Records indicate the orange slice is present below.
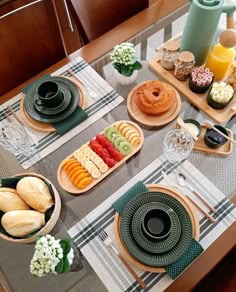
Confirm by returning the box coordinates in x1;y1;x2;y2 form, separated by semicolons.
77;177;93;189
61;158;77;168
71;170;88;184
74;172;91;186
63;160;78;172
69;167;86;179
115;121;123;131
66;162;80;174
121;126;131;137
130;136;142;146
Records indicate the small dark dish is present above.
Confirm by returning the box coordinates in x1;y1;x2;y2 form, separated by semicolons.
204;125;228;149
141;208;172;241
189;74;214;94
207;93;234;109
184;119;202;137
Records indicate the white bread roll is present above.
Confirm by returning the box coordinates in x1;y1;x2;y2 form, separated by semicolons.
16;177;54;213
0;187;30;212
1;210;45;237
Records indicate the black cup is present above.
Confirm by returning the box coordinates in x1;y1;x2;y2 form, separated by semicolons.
141;208;172;241
35;81;63;108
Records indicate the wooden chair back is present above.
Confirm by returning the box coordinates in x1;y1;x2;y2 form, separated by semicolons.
67;0;148;44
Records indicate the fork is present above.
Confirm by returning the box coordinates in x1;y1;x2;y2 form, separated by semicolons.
98;230;146;289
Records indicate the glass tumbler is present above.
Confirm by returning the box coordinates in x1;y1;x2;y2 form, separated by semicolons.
0;121;35;158
163;129;194;163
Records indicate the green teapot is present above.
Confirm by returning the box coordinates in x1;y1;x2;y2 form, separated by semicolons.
180;0;236;65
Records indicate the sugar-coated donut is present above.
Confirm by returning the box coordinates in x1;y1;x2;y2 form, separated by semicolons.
134;80;177;116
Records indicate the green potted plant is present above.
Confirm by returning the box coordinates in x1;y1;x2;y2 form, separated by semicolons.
110;42;142;85
30;234;80;277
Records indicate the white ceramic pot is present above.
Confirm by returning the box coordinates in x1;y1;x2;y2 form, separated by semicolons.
115;70;138;85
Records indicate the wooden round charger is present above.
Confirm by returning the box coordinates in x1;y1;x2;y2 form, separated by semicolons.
127;81;182;126
20;76;87;132
114;184;200;273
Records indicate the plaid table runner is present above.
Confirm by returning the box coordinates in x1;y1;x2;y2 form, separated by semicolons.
0;56;123;169
68;156;236;292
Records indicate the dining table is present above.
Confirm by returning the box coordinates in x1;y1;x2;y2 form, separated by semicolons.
0;0;236;291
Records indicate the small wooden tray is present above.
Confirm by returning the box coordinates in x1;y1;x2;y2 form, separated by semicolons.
174;122;233;156
148;55;236;124
20;76;87;132
127;81;182;126
57;120;144;194
114;184;200;273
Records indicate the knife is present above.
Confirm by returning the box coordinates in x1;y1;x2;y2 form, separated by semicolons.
161;171;216;224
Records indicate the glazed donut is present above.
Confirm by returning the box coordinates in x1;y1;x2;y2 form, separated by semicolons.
134;80;177;116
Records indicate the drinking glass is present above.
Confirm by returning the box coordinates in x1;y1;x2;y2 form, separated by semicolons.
163;129;194;163
0;121;35;158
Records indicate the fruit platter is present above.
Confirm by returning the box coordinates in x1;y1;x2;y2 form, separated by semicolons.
57;120;144;194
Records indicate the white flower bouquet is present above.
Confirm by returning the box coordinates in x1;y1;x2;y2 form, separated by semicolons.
30;235;74;277
110;42;142;76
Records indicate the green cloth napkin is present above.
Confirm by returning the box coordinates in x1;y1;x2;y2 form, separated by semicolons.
112;181;149;215
165;238;203;279
22;75;88;135
112;180;204;280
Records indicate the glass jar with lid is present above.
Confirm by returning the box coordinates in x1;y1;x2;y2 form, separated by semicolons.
159;40;180;70
174;51;195;81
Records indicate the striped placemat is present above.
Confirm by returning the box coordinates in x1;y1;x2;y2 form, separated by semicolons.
68;156;236;292
0;56;123;169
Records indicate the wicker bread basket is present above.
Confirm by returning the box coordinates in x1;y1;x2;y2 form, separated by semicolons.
0;173;61;243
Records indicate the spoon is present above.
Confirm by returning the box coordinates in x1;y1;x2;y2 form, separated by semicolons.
176;173;216;213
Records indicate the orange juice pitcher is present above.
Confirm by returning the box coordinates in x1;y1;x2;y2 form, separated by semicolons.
205;29;236;81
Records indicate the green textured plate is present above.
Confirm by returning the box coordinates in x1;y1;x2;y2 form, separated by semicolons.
132;202;181;254
120;191;193;267
34;86;72;115
24;76;80;123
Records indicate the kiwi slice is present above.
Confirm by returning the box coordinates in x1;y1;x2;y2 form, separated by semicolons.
112;133;120;144
106;127;120;141
114;136;127;150
118;141;132;156
103;127;110;138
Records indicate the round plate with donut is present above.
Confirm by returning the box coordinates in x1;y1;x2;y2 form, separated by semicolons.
127;80;182;126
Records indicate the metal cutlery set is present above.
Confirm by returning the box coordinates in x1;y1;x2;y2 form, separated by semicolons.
162;171;216;223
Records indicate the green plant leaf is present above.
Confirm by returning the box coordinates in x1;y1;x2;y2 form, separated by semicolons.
113;63;122;74
121;65;134;76
55;259;64;274
62;256;70;273
133;61;142;70
60;239;71;255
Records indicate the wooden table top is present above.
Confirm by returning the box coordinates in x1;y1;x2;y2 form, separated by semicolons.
0;1;235;291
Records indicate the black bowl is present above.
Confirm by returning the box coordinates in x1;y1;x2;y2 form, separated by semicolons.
207;93;234;110
204;125;228;149
141;208;172;241
189;74;214;94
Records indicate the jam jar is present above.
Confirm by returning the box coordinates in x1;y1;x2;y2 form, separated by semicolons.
174;51;195;81
160;40;180;70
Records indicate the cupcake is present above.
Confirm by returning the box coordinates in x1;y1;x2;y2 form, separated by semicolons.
207;82;234;109
189;67;214;94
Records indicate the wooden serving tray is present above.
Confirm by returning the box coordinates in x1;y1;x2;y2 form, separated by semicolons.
127;81;182;126
57;120;144;194
148;55;236;124
114;184;200;273
174;122;233;156
20;76;87;132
